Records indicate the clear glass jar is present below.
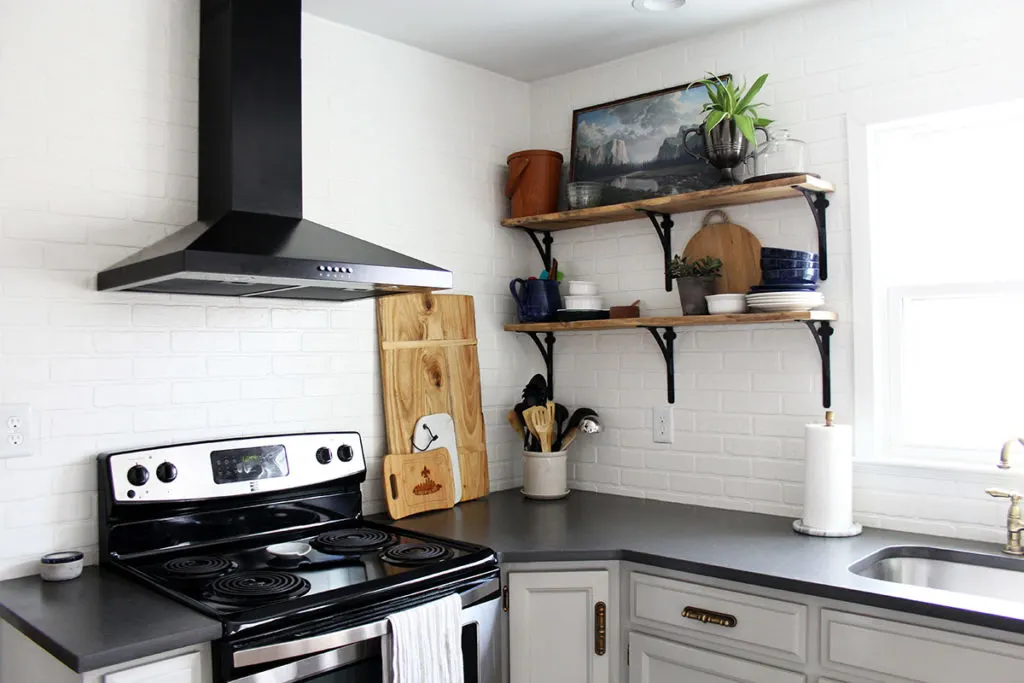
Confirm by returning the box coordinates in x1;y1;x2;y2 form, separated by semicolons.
752;128;808;181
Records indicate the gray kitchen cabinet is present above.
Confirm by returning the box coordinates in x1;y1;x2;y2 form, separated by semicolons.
507;569;611;683
627;632;805;683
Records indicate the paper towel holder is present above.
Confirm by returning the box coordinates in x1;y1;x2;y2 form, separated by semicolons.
793;410;863;538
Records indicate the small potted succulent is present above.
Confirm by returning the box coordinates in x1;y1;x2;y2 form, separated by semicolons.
669;255;723;315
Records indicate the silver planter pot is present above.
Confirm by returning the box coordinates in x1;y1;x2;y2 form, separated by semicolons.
683;120;764;185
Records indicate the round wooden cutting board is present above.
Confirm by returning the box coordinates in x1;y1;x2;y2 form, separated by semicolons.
682;210;762;294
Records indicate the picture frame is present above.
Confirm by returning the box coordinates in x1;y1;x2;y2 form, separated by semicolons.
569;74;731;203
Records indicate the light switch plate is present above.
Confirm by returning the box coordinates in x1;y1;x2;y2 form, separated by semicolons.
0;404;32;458
653;406;673;444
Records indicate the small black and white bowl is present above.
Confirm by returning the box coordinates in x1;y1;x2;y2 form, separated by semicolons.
39;551;84;582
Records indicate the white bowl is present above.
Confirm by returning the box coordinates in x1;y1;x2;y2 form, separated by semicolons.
267;542;312;558
566;280;598;296
563;295;604;310
39;551;84;582
705;294;747;314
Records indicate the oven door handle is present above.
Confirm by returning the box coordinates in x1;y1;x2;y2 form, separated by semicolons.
233;576;500;668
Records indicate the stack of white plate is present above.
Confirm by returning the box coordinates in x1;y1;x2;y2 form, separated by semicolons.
746;291;825;312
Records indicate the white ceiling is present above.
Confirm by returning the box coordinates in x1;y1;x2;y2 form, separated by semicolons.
303;0;822;82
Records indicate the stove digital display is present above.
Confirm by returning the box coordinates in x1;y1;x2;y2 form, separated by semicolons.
210;445;289;484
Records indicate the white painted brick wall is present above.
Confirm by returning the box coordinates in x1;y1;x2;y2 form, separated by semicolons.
525;0;1024;543
0;3;530;579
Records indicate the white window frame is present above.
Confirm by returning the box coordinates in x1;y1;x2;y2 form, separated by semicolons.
848;102;1024;477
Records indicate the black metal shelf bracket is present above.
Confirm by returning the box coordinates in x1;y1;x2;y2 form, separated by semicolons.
803;320;834;409
641;326;678;404
641;211;675;292
522;230;554;273
526;331;556;400
798;189;830;281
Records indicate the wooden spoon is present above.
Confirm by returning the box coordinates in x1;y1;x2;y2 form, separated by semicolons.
523;405;554;452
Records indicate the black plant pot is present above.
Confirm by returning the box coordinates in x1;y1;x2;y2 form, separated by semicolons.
675;276;718;315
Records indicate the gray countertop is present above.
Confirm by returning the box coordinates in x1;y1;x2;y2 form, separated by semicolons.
0;567;221;673
377;489;1024;634
5;490;1023;674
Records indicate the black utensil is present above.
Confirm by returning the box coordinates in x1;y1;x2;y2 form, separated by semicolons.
554;403;569;442
555;408;598;450
522;374;547;407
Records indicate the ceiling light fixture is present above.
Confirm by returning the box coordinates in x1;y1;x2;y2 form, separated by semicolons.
632;0;686;11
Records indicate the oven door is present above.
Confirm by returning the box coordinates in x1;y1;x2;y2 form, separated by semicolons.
226;577;500;683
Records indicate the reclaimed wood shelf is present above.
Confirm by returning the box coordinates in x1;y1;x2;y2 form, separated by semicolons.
504;310;837;332
503;174;835;290
501;175;834;231
506;311;837;407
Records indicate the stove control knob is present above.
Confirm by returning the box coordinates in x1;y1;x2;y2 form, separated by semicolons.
156;462;178;483
315;447;333;465
337;444;354;462
127;464;149;487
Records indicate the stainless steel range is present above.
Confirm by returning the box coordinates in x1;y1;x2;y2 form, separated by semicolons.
97;432;500;682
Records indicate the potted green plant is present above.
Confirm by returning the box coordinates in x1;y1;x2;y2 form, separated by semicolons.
682;74;773;185
669;255;723;315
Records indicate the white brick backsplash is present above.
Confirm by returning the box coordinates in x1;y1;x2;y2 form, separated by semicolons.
240;331;303;353
171;380;241;404
529;0;1017;542
132;304;205;328
669;474;724;496
171;331;239;353
0;5;530;577
272;308;329;329
94;383;171;408
206;307;271;329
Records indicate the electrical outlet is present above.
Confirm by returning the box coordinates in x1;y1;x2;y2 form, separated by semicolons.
653;406;673;444
0;404;32;459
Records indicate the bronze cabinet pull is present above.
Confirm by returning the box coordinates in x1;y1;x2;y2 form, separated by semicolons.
681;605;737;628
594;601;607;655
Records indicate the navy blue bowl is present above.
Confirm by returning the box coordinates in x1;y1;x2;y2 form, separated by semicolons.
761;257;818;270
762;267;819;285
761;248;818;262
749;284;819;293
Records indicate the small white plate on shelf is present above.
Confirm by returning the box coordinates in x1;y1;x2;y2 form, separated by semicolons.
747;303;824;312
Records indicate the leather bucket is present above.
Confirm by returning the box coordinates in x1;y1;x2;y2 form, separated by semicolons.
505;149;563;218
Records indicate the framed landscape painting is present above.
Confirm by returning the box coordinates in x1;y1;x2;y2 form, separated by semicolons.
569;75;730;203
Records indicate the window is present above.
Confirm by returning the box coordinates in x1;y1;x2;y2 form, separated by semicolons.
851;100;1024;467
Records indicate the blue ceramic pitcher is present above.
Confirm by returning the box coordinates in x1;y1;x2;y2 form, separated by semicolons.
509;278;561;323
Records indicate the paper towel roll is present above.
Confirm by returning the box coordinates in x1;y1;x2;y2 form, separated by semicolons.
798;418;859;536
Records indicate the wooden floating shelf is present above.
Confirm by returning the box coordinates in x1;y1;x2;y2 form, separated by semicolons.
504;311;837;333
501;175;834;232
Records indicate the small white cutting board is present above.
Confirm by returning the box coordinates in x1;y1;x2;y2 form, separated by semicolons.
412;413;461;503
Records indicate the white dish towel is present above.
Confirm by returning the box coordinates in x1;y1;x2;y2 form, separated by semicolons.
385;593;464;683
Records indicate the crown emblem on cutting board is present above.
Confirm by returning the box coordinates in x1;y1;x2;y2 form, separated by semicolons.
413;466;443;496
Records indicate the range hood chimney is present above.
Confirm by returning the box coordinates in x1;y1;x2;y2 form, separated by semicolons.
97;0;452;301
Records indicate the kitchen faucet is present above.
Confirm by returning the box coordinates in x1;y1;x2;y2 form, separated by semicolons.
987;438;1024;555
998;437;1024;470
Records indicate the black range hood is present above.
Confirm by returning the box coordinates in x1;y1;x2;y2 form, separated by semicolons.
97;0;452;301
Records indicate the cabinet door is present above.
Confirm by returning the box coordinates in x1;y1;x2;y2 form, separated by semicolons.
508;570;610;683
628;632;804;683
104;653;204;683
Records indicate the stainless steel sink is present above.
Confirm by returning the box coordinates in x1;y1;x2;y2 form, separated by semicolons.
851;546;1024;602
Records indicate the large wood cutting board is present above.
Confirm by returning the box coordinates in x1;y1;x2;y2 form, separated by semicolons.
683;209;762;294
377;294;489;503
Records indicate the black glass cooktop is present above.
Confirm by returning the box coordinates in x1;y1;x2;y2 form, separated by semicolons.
123;520;477;616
